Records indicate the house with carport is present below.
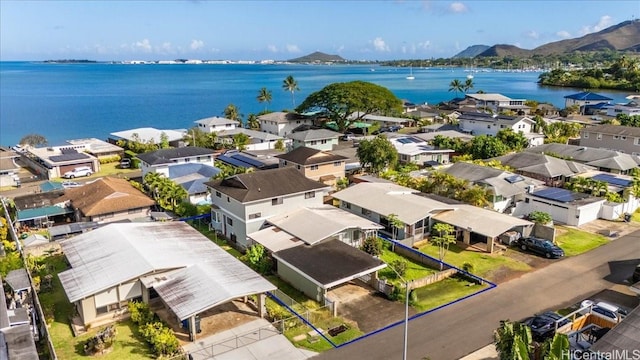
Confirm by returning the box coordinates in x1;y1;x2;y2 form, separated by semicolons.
58;222;276;342
205;167;331;250
21;145;101;179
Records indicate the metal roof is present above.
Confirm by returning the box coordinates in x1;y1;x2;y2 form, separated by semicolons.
247;227;303;253
58;222;275;315
432;205;533;238
110;127;186;142
564;91;612;101
16;206;72;221
5;269;31;292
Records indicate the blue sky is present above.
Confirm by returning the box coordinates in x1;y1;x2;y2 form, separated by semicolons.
1;1;637;61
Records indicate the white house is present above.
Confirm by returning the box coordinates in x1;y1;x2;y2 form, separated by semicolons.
513;187;605;226
464;93;529;114
205;167;331;249
194;116;240;133
458;112;535;136
110;127;187;148
606;103;640;117
258;112;314;137
136;147;216;178
287;129;341;151
215;128;288;151
387;135;455;166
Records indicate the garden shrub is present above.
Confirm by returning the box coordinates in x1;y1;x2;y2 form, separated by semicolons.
128;301;181;357
83;325;117;355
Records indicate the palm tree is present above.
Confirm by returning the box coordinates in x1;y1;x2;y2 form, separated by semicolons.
448;79;464;98
494;320;532;360
223;103;242;122
282;75;300;108
386;214;404;241
246;113;260;130
256;87;272;112
463;78;474;93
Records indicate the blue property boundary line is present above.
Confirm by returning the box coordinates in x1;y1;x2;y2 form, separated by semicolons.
179;213;211;222
266;291;338;348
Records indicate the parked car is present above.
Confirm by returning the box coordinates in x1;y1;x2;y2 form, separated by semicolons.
342;133;356;141
119;158;131;169
517;237;564;259
522;311;570;342
633;264;640;283
62;166;93;179
61;181;82;189
580;300;628;322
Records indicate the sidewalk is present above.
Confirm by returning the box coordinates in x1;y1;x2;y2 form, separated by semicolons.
459;344;497;360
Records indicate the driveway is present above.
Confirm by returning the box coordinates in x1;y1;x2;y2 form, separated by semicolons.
314;230;640;360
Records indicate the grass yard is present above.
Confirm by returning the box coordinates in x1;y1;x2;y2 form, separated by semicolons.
555;226;609;257
632;209;640;223
37;255;151;360
379;247;438;283
418;243;531;278
189;221;243;258
410;276;489;312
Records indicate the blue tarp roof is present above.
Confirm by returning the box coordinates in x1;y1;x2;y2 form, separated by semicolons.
40;181;64;193
17;206;73;221
564;91;613;101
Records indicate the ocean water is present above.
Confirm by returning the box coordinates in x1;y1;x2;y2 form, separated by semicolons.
0;62;632;147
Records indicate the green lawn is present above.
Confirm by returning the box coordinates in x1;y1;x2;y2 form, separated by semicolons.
418;243;531;278
189;221;243;258
555;226;609;256
410;277;488;312
37;255;151;360
632;209;640;223
379;247;438;283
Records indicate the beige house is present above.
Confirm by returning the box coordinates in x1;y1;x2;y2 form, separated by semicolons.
275;146;347;188
55;177;155;223
258;112;314;137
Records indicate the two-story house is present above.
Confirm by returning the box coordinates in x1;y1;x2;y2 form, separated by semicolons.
606;102;640;117
464;93;529;114
526;143;640;175
287;129;341;151
564;92;612;115
581;124;640;156
205;167;331;249
137;147;216;177
258;112;314;137
275;146;347;188
458;112;536;137
387;135;455;166
194;116;240;133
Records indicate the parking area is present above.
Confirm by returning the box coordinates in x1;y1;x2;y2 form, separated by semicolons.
571;218;640;238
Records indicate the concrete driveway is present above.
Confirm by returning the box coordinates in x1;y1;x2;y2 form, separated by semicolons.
314;230;640;360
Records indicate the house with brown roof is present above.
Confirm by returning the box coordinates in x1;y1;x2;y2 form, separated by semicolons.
55;177;155;223
275;146;348;189
205;167;331;249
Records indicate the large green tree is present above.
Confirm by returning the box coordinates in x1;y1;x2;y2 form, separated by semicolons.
19;134;48;147
469;135;509;159
296;81;402;132
356;135;398;174
282;75;300;108
496;129;529;151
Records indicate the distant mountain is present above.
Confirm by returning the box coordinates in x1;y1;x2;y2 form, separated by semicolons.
452;45;490;58
288;51;346;63
474;19;640;58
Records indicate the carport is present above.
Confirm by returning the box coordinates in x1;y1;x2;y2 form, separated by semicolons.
272;240;387;303
433;205;534;252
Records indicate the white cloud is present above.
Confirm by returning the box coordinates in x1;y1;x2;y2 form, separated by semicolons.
267;45;278;52
159;42;174;54
190;39;204;50
417;40;431;50
448;2;468;13
579;15;613;36
526;30;539;40
286;44;301;53
134;39;152;52
556;30;572;39
371;37;390;52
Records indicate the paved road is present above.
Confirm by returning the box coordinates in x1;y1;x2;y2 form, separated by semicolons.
315;230;640;360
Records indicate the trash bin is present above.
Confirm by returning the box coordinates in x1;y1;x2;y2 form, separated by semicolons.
624;213;632;222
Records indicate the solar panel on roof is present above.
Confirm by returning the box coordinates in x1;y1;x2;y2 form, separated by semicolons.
231;154;265;168
49;153;90;162
60;148;78;154
216;155;252;169
532;188;590;203
397;138;412;144
591;173;631;187
505;175;524;184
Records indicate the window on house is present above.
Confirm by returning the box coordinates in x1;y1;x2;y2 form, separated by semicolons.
215;191;221;198
635;138;640;146
621;136;626;140
361;208;371;216
334;161;342;166
297;165;301;170
212;212;220;223
487;125;491;129
272;197;283;206
613;135;619;140
310;141;317;145
226;217;233;226
227;196;230;202
342;202;351;209
283;161;288;166
310;165;319;170
304;191;315;199
128;208;142;214
321;139;327;144
185;158;191;162
248;212;261;219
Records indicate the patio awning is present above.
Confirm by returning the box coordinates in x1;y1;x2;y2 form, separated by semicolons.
16;206;72;222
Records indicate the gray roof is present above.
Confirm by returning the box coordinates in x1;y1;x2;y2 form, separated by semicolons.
443;162;543;197
258;111;308;124
412;130;474;143
266;205;382;245
5;269;31;292
59;222;275;319
205;167;329;203
526;143;640;171
0;325;39;360
110;127;186;142
287;129;342;142
332;182;455;225
589;304;640;353
273;240;387;288
168;163;220;195
217;128;283;141
194;116;240;127
493;152;594;178
137;147;215;165
432;205;533;238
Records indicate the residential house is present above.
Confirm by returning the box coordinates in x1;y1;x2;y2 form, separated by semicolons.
258;112;314;137
513;187;605;226
413;130;474;143
564;92;613;115
57;222;275;339
387;135;454;166
109;127;187;148
66;138;124;159
205;167;331;249
167;163;221;205
526;143;640;175
248;205;383;252
55;177;155;223
287;129;342;151
13;191;72;228
0;273;38;360
21;145;101;179
442;162;544;213
275;146;348;188
215;150;275;170
582;172;640;219
493;152;595;187
194;116;240;133
137;147;216;178
349;112;414;128
606;102;640;117
580;124;640;156
0;148;20;187
215;128;288;151
457;112;536;138
464;93;529;114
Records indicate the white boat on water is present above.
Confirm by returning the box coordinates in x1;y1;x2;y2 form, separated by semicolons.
406;66;415;80
467;74;474;79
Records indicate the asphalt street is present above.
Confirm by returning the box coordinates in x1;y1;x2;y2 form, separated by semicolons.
315;230;640;360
